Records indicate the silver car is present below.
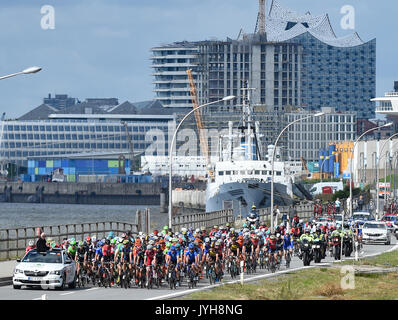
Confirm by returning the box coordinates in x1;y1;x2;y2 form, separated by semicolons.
13;248;77;290
362;222;391;245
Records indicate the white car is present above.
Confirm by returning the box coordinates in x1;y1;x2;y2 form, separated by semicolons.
13;248;77;290
362;222;391;245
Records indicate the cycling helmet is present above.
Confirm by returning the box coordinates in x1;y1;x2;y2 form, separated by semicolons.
123;240;129;245
98;241;104;246
181;227;187;234
166;242;171;248
205;237;210;243
70;240;76;246
188;243;195;250
86;236;91;242
147;245;153;250
226;223;230;228
28;240;34;246
163;225;169;231
105;239;110;245
270;235;276;240
242;223;247;228
108;232;114;238
252;205;256;209
111;239;116;245
170;245;176;251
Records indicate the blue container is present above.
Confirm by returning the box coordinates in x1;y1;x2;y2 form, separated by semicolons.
61;160;69;167
31;175;36;182
28;168;34;175
64;168;70;174
28;160;35;168
54;160;61;168
38;168;46;175
38;161;46;168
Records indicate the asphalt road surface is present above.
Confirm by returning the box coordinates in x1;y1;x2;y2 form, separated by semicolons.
1;236;396;300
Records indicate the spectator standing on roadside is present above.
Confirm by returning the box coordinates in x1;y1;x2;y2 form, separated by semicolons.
273;205;280;229
335;198;341;214
358;195;364;211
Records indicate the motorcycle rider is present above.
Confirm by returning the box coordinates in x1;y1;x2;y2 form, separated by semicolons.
247;205;260;229
299;229;314;260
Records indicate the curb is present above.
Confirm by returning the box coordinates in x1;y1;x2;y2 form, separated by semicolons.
0;277;12;287
147;244;398;300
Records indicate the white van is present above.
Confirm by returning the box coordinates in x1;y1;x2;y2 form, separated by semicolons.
309;181;344;195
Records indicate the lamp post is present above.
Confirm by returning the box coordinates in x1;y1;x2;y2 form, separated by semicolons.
376;130;398;220
168;96;236;229
0;66;42;81
375;133;398;215
270;112;324;232
320;155;330;182
339;123;391;262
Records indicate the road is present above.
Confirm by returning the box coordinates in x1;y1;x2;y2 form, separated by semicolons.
0;237;396;300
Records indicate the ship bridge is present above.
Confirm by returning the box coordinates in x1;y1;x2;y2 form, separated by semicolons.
372;92;398;115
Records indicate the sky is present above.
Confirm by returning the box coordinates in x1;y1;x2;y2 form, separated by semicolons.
0;0;396;118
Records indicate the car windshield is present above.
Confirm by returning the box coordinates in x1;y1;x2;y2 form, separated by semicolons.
22;250;63;263
382;216;396;221
363;223;386;229
353;214;370;220
335;216;342;221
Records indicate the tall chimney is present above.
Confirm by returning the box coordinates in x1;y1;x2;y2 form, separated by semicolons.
258;0;266;34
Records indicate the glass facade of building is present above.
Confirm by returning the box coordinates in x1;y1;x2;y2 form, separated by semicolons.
0;117;173;167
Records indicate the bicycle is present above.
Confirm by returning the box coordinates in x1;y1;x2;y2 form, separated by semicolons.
186;264;198;289
167;264;177;290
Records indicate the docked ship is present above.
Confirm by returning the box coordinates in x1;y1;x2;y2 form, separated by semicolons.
205;88;310;217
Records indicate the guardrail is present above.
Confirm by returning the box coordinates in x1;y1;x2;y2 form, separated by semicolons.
0;205;313;260
257;204;314;221
171;209;234;230
0;209;152;260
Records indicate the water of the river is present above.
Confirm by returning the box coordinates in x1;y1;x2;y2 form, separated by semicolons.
0;203;166;230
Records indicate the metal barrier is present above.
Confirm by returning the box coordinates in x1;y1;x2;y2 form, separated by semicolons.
0;221;139;260
171;209;234;231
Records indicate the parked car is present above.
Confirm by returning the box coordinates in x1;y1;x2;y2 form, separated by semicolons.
362;222;391;245
381;214;398;238
349;211;375;226
13;248;76;290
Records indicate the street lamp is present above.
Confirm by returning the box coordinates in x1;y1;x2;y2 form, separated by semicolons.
270;112;324;232
320;155;330;182
168;95;236;229
348;122;393;220
0;66;42;81
375;133;398;215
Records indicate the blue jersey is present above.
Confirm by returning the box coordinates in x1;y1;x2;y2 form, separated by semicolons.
283;235;294;249
185;250;197;264
95;247;103;258
167;250;180;263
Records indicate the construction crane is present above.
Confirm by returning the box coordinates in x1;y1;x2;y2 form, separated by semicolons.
254;0;266;34
186;69;214;180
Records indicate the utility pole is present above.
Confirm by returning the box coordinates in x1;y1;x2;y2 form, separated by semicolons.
121;121;135;173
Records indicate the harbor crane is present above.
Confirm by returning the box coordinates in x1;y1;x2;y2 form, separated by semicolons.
186;69;214;180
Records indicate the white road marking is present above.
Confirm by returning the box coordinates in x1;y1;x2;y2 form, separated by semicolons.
85;287;99;292
60;292;75;296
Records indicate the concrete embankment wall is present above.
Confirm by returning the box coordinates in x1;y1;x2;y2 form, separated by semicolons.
0;182;164;206
172;190;206;210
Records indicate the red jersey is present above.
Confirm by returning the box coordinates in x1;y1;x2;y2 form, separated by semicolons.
102;244;112;257
145;249;155;266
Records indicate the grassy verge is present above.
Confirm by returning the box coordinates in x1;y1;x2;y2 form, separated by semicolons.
337;249;398;268
175;250;398;300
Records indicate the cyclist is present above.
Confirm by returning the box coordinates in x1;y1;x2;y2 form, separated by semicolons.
184;243;200;281
67;239;77;259
144;244;156;287
75;242;86;276
283;230;294;265
165;245;181;285
25;240;36;255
